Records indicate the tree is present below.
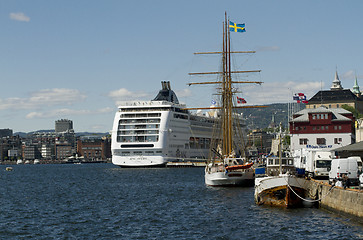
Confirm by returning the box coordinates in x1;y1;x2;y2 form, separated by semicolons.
341;104;363;119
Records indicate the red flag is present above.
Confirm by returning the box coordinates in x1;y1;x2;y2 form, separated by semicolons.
237;97;247;104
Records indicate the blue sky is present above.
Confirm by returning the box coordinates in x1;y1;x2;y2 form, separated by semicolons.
1;0;363;133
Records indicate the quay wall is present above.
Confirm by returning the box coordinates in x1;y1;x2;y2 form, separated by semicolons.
307;179;363;218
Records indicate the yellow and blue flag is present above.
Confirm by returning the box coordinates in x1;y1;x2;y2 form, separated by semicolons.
229;21;246;33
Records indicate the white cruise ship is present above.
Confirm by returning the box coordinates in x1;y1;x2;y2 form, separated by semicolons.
111;81;220;167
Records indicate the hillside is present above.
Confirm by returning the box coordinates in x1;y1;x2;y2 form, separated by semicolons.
238;103;305;130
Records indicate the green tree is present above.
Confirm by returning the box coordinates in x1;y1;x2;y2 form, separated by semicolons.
341;104;363;119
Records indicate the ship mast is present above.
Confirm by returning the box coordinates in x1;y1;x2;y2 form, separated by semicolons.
188;13;265;161
223;12;233;157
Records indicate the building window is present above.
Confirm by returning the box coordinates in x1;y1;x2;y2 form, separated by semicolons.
312;114;316;120
329;105;331;108
325;114;328;119
337;104;340;108
299;138;308;145
334;138;342;144
334;126;337;130
316;138;326;145
313;126;316;130
338;126;342;130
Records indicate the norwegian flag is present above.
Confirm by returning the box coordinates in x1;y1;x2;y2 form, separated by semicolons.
293;93;308;104
237;96;247;104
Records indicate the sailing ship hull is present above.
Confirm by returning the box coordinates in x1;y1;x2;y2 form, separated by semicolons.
254;175;309;207
205;167;254;186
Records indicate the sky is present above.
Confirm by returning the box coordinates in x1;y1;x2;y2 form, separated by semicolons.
1;0;363;133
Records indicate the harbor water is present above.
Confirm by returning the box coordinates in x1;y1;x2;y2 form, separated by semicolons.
0;164;362;239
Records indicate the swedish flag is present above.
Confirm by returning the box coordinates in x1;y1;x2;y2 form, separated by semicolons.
229;21;246;33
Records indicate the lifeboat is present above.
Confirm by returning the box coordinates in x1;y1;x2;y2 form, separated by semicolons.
225;162;254;171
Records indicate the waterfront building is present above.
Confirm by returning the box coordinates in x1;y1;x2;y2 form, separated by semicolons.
77;137;111;160
8;149;20;159
289;106;355;152
55;143;72;160
0;136;22;161
23;144;41;160
306;71;363;114
41;144;54;159
247;130;274;156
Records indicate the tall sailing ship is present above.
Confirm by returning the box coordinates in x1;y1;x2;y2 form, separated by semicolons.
111;81;218;167
188;14;264;186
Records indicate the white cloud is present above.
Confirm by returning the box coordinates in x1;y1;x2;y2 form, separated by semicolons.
29;88;86;105
9;12;30;22
26;107;113;119
175;88;192;98
341;70;355;80
108;88;150;103
240;81;323;105
0;88;86;111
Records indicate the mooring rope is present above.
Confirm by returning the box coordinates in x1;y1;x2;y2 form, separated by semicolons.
283;176;335;202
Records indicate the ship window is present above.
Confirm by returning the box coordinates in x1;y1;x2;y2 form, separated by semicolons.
121;151;130;156
145;151;154;155
156;151;162;154
146;136;158;142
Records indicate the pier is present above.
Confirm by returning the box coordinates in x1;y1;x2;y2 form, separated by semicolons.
307;179;363;218
166;161;206;167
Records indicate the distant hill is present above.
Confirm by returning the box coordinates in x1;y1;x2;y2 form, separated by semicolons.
12;103;301;136
238;103;305;130
13;131;109;138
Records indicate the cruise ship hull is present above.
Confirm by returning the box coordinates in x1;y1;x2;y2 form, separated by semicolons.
112;155;166;167
110;82;221;168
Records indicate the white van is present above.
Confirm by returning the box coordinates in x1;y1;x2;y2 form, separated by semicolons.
348;156;363;172
329;157;359;186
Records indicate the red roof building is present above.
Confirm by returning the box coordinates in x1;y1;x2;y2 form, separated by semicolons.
289;106;355;152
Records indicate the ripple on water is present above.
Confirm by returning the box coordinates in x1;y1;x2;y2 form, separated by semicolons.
0;164;362;239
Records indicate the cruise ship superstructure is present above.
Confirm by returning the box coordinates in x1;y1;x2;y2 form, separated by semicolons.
111;81;219;167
